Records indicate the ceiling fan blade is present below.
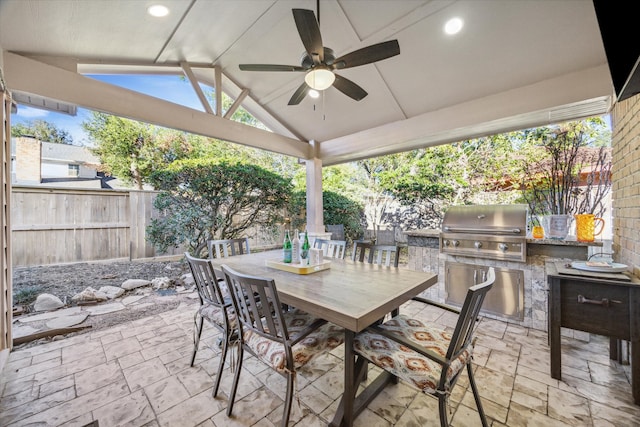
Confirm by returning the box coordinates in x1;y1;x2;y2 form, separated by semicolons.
292;9;324;65
239;64;305;72
288;82;310;105
333;74;368;101
332;40;400;70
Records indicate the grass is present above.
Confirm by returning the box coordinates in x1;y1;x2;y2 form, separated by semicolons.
13;286;42;306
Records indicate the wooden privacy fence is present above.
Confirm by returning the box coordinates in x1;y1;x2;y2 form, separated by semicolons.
11;187;184;267
11;186;282;267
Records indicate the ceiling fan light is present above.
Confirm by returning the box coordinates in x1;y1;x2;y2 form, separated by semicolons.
308;89;320;98
305;68;335;90
444;17;463;35
147;5;169;17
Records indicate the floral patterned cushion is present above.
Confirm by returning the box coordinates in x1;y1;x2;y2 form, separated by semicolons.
353;315;473;394
243;309;344;373
199;303;236;329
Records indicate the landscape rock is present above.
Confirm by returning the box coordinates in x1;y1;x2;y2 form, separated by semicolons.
12;324;40;339
18;306;83;323
46;313;89;329
33;293;64;312
152;277;172;290
121;279;152;290
71;287;108;302
181;273;194;286
84;302;126;315
122;295;146;305
99;286;125;299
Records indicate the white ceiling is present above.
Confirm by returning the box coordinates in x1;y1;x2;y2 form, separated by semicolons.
0;0;614;165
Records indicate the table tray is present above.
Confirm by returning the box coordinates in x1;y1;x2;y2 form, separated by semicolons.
265;259;331;275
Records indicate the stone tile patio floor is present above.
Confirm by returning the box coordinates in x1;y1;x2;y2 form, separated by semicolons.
2;298;640;427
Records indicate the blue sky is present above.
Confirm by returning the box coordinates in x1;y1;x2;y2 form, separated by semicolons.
11;74;206;146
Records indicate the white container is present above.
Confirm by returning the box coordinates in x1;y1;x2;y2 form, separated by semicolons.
310;248;323;265
292;229;301;263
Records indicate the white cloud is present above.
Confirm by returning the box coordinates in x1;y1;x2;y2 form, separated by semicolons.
16;106;49;119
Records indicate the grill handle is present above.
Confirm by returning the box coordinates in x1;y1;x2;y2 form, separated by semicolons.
442;226;522;234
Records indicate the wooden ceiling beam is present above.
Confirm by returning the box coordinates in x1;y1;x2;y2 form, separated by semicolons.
4;52;309;159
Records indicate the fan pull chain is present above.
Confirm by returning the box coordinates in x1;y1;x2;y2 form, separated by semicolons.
323;89;326;121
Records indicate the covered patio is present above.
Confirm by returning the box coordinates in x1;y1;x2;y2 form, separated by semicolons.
3;297;640;426
2;1;640;426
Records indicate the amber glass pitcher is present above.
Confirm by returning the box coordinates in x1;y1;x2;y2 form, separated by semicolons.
575;214;605;242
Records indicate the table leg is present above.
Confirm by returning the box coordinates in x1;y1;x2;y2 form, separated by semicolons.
330;330;356;427
549;278;562;380
610;338;620;362
633;340;640;405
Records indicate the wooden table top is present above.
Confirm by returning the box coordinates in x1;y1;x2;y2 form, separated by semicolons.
210;250;438;332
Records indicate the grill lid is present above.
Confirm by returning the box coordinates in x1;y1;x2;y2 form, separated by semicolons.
441;204;528;236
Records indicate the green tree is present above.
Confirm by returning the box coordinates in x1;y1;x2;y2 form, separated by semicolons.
11;120;74;144
517;118;611;217
147;160;291;255
83;112;156;189
83;112;201;189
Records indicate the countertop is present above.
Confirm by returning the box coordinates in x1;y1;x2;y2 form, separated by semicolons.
404;229;604;247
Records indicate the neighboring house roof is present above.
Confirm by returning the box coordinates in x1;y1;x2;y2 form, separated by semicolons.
10;138;99;164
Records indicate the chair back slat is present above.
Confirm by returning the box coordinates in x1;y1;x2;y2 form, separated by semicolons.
351;241;373;262
184;252;226;307
208;238;251;259
368;244;399;267
313;238;329;255
315;239;346;259
327;240;346;259
446;267;495;360
221;264;288;343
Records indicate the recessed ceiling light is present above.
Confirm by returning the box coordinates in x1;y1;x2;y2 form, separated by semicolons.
444;17;463;35
308;89;320;99
148;4;169;17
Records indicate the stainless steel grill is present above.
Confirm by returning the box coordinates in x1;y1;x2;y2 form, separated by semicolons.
440;204;528;262
440;204;528;321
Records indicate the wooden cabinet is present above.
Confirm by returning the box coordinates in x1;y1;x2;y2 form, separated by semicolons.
547;261;640;404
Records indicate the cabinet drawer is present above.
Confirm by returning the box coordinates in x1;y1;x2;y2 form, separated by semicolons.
560;280;630;338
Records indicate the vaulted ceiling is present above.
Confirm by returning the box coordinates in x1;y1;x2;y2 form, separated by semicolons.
0;0;615;165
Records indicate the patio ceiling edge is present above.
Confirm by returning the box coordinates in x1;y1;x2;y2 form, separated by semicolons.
319;64;614;166
2;51;310;160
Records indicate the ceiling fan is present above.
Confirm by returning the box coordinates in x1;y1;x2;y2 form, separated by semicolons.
238;6;400;105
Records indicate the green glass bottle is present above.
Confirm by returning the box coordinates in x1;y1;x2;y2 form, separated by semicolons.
301;230;310;265
283;229;292;263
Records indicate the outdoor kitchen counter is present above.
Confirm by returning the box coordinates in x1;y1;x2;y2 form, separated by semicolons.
527;237;603;259
404;228;604;259
405;228;607;332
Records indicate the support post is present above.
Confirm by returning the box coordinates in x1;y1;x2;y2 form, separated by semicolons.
305;140;331;244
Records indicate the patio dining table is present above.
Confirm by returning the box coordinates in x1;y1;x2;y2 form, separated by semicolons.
209;249;438;427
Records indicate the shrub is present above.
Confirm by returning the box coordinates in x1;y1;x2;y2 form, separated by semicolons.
147;160;292;255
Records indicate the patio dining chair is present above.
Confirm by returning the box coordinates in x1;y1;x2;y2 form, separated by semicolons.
220;264;345;427
352;241;400;267
207;237;251;259
313;238;347;259
354;267;496;427
325;224;345;241
184;252;236;399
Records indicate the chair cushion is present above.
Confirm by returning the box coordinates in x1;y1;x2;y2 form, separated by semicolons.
243;309;344;373
199;303;236;329
353;315;473;394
